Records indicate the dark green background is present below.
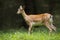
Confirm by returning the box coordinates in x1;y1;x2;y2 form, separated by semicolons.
0;0;60;30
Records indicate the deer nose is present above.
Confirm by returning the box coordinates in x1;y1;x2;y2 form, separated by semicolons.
17;11;20;14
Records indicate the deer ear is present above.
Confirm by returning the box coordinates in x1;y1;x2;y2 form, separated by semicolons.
23;5;25;9
20;5;23;9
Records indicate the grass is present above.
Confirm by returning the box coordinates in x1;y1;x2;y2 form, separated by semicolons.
0;27;60;40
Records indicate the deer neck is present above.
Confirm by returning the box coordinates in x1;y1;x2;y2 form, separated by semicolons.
21;10;28;18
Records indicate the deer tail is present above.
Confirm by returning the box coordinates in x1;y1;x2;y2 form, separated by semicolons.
50;15;53;23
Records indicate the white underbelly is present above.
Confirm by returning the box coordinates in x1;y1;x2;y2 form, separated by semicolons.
32;22;43;26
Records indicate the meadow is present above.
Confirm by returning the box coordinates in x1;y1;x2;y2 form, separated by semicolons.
0;26;60;40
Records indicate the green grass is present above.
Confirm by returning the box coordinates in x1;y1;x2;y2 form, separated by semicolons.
0;27;60;40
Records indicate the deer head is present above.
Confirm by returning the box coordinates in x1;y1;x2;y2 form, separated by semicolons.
17;5;24;14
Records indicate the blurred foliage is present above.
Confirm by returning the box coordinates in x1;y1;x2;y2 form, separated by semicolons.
0;0;60;30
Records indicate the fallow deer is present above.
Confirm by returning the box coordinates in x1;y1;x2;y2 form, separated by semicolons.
17;5;56;34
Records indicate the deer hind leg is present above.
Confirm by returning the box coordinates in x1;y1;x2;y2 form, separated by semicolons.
49;18;56;31
50;23;56;31
44;22;53;32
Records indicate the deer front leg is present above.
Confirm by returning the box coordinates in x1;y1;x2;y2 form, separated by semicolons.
28;23;32;34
